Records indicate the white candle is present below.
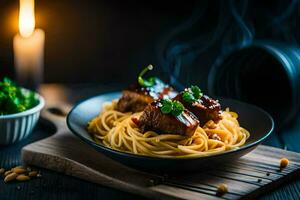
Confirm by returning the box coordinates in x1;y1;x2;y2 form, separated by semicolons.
13;0;45;90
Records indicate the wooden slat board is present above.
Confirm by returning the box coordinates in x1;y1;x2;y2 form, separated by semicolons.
21;108;300;200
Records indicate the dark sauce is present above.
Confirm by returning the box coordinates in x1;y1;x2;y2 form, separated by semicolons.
174;93;222;125
151;100;199;128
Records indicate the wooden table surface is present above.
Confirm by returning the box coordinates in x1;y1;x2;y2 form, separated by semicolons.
0;84;300;200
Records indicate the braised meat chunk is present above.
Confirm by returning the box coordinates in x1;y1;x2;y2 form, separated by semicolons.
117;79;176;113
117;89;153;113
198;95;222;123
174;86;222;126
138;100;199;136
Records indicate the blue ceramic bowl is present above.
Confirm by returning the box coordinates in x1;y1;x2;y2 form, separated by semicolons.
67;92;274;171
0;90;45;145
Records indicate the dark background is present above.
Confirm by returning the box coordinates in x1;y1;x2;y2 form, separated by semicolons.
1;0;300;89
0;0;195;85
1;1;300;199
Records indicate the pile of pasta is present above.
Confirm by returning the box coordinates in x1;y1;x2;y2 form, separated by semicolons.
87;100;250;158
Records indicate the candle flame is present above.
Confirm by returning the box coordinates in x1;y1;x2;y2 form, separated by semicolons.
19;0;35;38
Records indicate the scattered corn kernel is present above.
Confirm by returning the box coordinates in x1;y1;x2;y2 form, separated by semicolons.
12;168;27;174
280;158;289;168
4;172;18;183
2;166;40;183
16;175;30;181
12;166;24;170
217;183;228;194
4;170;12;176
28;171;38;177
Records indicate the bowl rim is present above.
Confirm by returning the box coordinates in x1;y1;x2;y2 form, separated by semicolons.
0;91;45;119
67;91;275;161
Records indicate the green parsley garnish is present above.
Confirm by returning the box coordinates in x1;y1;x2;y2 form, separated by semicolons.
0;78;39;115
182;85;203;103
160;99;184;116
182;91;195;103
138;65;156;87
171;101;185;116
160;99;173;114
191;85;202;99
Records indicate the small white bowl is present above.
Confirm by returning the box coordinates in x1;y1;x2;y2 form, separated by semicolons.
0;93;45;145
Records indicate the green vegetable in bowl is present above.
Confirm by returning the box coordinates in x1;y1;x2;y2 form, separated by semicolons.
0;78;39;115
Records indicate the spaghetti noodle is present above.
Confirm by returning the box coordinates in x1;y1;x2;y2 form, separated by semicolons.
87;100;250;158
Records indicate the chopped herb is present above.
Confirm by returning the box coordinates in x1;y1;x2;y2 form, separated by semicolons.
182;91;195;103
190;85;202;99
160;99;173;114
160;99;184;116
138;65;156;87
171;101;184;116
0;78;39;115
182;85;203;103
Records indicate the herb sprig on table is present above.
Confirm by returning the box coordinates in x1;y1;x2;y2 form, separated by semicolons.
0;78;39;115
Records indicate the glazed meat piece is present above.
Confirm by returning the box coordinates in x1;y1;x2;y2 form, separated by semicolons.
117;79;177;113
117;89;153;113
174;93;222;126
138;101;199;136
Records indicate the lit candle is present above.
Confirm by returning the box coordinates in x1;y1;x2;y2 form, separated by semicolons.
13;0;45;90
